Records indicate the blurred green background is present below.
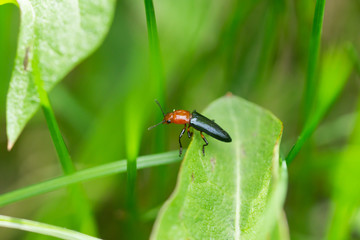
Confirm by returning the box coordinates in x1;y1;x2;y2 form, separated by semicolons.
1;0;360;239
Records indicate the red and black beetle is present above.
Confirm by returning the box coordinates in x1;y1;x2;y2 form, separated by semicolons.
148;100;232;156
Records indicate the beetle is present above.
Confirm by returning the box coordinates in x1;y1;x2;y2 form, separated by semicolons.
148;100;232;156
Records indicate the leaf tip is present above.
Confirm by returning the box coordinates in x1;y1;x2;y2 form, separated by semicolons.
225;92;233;97
7;141;14;151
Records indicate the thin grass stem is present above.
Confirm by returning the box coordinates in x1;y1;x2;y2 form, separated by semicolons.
0;215;100;240
303;0;326;120
32;52;96;234
0;150;182;208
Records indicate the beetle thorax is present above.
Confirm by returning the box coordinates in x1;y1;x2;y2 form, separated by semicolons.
164;110;190;124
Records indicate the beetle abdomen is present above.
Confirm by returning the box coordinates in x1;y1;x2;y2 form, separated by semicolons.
190;111;232;142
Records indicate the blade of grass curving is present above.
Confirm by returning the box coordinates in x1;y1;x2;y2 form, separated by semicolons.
0;150;182;208
287;46;353;164
32;51;96;235
32;56;74;173
302;0;326;121
0;215;100;240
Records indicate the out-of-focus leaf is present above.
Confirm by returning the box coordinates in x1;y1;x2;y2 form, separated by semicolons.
0;0;18;6
151;95;287;239
316;46;353;111
6;0;116;149
0;215;100;240
327;95;360;239
328;146;360;240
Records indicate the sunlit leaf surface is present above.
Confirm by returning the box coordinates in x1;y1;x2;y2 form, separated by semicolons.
151;95;287;239
6;0;115;148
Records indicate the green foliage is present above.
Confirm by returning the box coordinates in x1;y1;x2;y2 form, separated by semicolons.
287;45;354;164
0;215;100;240
303;0;326;120
1;0;359;239
327;97;360;239
0;0;17;6
6;0;116;148
152;95;287;239
0;150;182;207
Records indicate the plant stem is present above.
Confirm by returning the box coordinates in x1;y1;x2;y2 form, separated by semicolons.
32;54;96;235
287;0;326;165
144;0;165;152
34;78;75;173
303;0;326;121
143;0;167;206
0;215;100;240
286;108;326;164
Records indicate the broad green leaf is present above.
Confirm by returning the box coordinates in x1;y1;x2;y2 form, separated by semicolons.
0;215;100;240
6;0;116;149
151;95;287;239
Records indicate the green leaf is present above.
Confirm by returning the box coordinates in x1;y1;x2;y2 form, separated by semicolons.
0;215;100;240
151;95;287;239
6;0;116;149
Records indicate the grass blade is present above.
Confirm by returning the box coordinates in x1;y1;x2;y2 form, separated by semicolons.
32;47;97;234
143;0;165;153
303;0;326;120
0;150;182;208
287;45;353;164
0;215;100;240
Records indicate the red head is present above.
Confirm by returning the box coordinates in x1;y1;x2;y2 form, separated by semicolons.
148;100;190;130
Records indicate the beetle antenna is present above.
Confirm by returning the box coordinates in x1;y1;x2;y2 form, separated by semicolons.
154;99;166;117
148;120;165;130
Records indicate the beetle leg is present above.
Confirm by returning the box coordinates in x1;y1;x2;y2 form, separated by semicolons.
179;124;186;156
187;125;193;138
200;132;208;156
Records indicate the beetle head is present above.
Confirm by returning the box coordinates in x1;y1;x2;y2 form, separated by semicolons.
164;112;174;124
